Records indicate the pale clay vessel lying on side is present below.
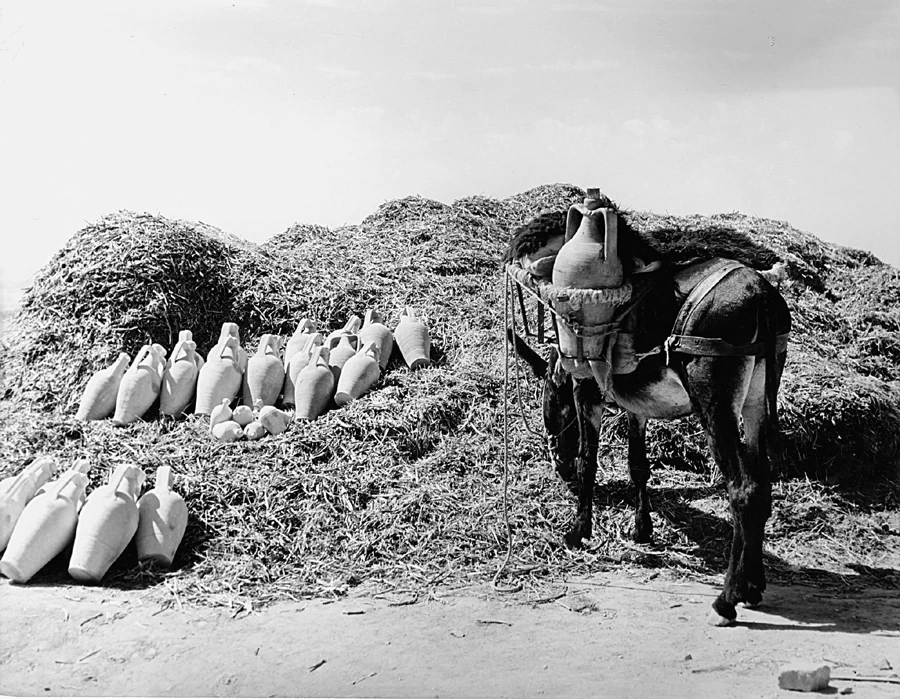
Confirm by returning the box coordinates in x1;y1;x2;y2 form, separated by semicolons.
135;465;188;567
283;333;324;407
394;307;431;370
68;464;145;583
0;470;88;583
0;457;57;553
76;353;131;421
113;344;167;426
195;324;247;415
359;309;394;371
335;341;381;406
160;330;204;417
293;345;335;420
243;334;284;408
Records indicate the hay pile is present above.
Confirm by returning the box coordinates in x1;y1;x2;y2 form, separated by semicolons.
1;184;898;605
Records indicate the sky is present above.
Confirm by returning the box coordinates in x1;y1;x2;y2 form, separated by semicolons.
1;0;898;311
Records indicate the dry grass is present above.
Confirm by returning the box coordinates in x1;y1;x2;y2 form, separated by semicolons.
1;184;898;607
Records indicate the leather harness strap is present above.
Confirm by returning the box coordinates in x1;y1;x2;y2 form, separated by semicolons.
665;258;789;360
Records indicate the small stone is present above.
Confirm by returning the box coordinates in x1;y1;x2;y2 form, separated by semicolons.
778;663;831;692
684;654;693;661
877;658;892;671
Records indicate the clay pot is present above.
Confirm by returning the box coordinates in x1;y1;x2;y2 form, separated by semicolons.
33;459;92;513
244;421;267;441
232;405;254;428
334;341;381;406
195;335;244;415
282;333;324;406
211;420;244;442
324;315;362;348
0;470;88;583
112;344;167;426
394;307;431;370
209;399;233;432
243;334;285;408
68;464;145;583
160;331;205;417
0;457;57;553
327;334;359;384
258;405;293;436
283;318;318;366
135;466;187;567
75;353;131;421
359;309;394;371
552;189;624;290
293;346;335;420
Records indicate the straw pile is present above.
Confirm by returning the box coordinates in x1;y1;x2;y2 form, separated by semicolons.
1;184;897;606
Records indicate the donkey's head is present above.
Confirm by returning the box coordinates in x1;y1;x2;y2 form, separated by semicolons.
507;331;579;487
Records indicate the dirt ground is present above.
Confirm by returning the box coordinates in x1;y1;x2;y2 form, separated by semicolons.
2;570;899;699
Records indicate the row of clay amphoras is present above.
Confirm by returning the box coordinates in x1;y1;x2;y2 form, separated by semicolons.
76;330;208;423
0;460;187;584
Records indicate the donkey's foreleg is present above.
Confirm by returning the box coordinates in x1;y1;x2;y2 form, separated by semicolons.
627;412;653;543
564;377;604;549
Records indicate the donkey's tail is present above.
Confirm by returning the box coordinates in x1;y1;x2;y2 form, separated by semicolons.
762;289;783;439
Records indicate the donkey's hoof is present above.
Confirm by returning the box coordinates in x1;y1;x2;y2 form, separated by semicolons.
564;529;584;550
707;609;736;627
742;587;763;608
709;597;737;627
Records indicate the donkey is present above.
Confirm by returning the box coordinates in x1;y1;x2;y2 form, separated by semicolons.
505;201;791;626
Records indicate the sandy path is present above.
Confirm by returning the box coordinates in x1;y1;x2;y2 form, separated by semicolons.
2;571;899;698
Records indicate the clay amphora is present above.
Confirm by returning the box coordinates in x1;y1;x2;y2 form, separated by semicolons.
282;332;324;406
293;345;335;420
335;341;381;406
243;334;285;408
211;420;244;442
113;344;167;426
394;307;431;370
324;315;362;348
258;405;293;436
552;189;624;290
283;318;318;366
160;330;205;417
68;464;145;583
0;457;57;553
244;421;267;440
75;353;131;421
33;459;92;514
135;466;187;567
0;470;88;583
359;309;394;371
217;322;249;371
195;335;244;415
327;334;359;383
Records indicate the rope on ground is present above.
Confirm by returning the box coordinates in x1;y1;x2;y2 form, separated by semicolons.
492;274;524;594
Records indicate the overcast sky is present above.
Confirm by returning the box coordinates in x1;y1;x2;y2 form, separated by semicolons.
2;0;898;310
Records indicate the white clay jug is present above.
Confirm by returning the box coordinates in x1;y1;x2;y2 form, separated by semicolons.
0;457;57;553
195;335;244;415
0;470;88;583
160;330;205;417
258;405;293;436
68;464;145;583
75;353;131;421
113;344;167;426
324;315;362;348
283;318;317;366
394;307;431;370
243;334;285;408
282;332;324;406
135;466;187;567
359;309;394;371
293;345;335;420
334;341;381;406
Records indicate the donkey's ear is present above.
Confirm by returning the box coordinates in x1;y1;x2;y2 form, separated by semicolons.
505;329;548;377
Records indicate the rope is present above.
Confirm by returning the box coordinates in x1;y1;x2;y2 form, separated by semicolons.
492;274;522;593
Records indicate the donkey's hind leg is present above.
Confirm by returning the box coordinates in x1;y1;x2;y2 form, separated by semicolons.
626;412;653;543
686;355;768;626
